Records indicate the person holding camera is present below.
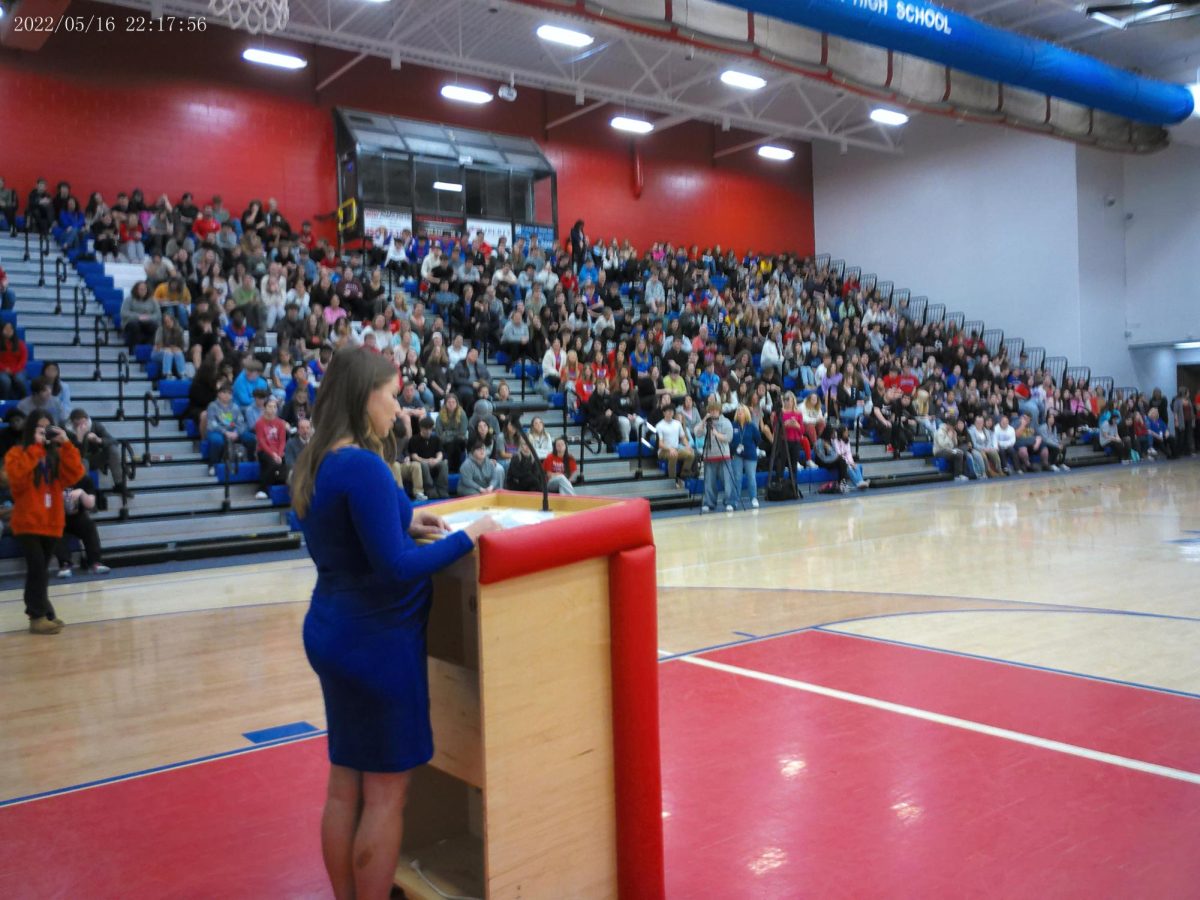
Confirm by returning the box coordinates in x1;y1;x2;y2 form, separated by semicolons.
694;395;737;512
4;412;87;634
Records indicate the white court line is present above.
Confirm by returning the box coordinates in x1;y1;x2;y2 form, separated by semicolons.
680;655;1200;786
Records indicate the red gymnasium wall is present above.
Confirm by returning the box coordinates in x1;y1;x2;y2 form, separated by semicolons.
0;0;814;255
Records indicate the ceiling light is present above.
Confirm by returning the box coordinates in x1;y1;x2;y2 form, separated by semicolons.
611;115;654;134
870;107;909;126
433;182;463;192
758;145;795;161
242;48;308;70
1190;84;1200;118
721;70;767;90
1174;341;1200;350
441;84;494;104
1087;10;1127;27
536;24;594;47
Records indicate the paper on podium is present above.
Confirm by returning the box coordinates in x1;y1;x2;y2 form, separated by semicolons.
442;508;558;532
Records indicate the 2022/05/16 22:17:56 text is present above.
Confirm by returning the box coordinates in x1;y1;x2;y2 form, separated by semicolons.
10;15;209;33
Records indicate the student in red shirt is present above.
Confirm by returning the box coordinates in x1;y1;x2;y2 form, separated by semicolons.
541;436;578;495
0;320;29;399
253;397;289;500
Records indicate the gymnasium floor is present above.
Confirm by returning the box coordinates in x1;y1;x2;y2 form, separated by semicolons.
1;461;1198;897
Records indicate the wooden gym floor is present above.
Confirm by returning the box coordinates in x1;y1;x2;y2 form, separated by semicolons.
1;461;1198;897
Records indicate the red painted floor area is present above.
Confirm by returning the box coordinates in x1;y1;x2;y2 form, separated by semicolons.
707;629;1200;773
4;635;1200;898
0;738;330;900
660;639;1200;898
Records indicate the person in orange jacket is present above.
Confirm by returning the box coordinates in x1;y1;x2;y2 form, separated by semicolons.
4;411;86;634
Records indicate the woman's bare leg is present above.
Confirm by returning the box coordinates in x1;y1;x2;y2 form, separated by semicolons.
353;770;411;899
323;764;363;900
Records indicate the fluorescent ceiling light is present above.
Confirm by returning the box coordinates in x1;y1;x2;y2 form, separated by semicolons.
1174;341;1200;350
720;70;767;90
611;115;654;134
870;107;909;126
441;84;493;104
1087;10;1126;27
1190;84;1200;118
536;24;594;47
757;145;795;161
242;48;307;70
433;182;463;192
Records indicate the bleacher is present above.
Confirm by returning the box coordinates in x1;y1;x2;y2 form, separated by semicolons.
0;224;1129;574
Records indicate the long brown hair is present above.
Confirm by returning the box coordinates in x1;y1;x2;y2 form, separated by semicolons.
291;348;398;518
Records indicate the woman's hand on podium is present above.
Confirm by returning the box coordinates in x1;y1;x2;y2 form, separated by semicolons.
409;509;453;540
464;515;502;544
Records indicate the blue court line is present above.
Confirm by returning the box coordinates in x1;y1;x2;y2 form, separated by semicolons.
732;630;758;639
816;626;1200;703
0;729;327;809
243;721;318;744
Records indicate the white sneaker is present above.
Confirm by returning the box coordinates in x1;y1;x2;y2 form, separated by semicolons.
90;564;111;575
805;460;818;469
857;479;870;489
56;567;73;579
1050;465;1060;472
255;490;268;500
724;505;734;512
207;466;215;476
414;492;428;501
955;475;968;482
750;498;759;508
1060;464;1070;471
702;505;712;513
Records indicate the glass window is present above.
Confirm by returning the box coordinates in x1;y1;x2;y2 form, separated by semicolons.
414;161;464;216
383;156;413;208
465;169;510;219
510;173;533;223
358;152;386;205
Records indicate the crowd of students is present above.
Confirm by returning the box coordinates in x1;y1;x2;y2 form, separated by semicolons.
7;177;1197;521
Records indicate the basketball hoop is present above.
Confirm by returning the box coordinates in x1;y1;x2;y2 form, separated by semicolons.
208;0;289;34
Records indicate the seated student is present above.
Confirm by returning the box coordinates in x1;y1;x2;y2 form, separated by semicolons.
954;418;987;479
120;282;162;352
1013;413;1049;472
18;378;67;424
253;397;288;500
389;443;427;502
408;416;450;499
233;359;267;411
204;381;255;471
655;404;695;489
831;425;869;491
284;416;312;472
1036;413;1070;471
586;379;621;452
1145;407;1174;459
505;440;544;492
1097;408;1132;462
458;438;505;495
993;414;1021;473
222;307;256;356
153;312;189;380
541;436;578;495
969;414;1005;477
53;479;111;578
68;409;131;503
933;420;969;481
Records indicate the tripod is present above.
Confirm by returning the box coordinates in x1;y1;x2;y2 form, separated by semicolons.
697;412;744;514
765;392;802;502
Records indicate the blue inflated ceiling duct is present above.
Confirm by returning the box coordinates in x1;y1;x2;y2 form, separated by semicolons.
721;0;1193;124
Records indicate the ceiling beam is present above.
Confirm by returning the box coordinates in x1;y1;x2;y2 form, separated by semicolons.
713;133;785;159
546;100;607;129
316;53;368;92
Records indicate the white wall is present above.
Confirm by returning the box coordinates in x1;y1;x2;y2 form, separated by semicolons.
1123;143;1200;347
1075;147;1135;386
814;116;1082;363
813;116;1200;393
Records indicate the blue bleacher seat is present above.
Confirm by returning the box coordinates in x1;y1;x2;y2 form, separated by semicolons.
932;457;949;473
25;360;43;379
783;376;796;391
146;361;161;381
269;485;291;506
134;344;153;364
911;441;933;458
0;311;16;326
214;462;260;484
171;398;189;417
158;379;191;399
495;351;510;366
184;420;199;438
549;392;565;409
448;473;460;495
287;510;302;532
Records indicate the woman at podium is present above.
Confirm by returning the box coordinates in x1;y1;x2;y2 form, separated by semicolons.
291;348;500;900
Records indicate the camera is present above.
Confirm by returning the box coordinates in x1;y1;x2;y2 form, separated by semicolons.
498;84;518;102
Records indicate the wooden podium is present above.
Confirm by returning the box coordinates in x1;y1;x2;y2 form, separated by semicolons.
394;492;665;900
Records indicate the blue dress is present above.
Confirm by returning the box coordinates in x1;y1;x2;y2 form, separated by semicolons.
300;447;474;772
